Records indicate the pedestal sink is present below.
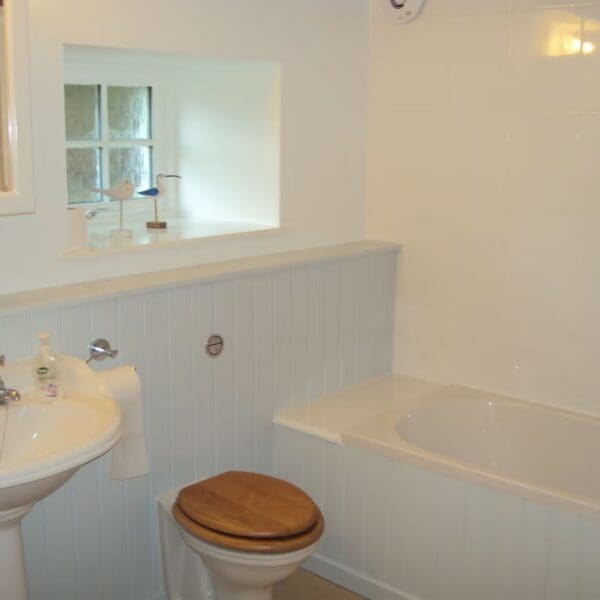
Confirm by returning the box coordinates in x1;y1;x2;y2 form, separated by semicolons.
0;355;124;600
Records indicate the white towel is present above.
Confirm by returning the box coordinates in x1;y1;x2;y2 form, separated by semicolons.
99;366;150;480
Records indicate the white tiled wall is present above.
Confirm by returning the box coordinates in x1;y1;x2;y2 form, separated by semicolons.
367;0;600;415
0;248;396;600
274;427;600;600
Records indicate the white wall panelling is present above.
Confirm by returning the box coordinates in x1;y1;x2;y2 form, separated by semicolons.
0;246;397;600
274;427;600;600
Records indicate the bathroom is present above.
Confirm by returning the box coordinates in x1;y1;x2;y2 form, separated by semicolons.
0;0;598;598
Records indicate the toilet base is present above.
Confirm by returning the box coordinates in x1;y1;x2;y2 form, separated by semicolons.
209;576;274;600
201;553;301;600
179;526;317;600
158;489;215;600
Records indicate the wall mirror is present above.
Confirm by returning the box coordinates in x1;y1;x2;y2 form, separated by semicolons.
0;0;34;216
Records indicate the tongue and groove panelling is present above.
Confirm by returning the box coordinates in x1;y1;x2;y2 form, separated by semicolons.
0;246;397;600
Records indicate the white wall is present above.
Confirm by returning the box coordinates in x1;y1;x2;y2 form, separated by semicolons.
0;247;396;600
175;60;280;225
0;0;369;294
367;0;600;414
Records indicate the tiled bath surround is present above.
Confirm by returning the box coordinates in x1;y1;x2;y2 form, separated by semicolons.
0;242;397;600
367;0;600;415
274;428;600;600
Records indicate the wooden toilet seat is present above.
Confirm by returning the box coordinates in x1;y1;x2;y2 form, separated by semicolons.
173;471;324;554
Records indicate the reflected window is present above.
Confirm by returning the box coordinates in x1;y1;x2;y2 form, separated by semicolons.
64;83;153;204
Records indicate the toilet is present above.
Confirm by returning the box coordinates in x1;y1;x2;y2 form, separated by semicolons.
158;471;324;600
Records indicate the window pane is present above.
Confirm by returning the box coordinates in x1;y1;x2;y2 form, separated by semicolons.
66;147;102;204
64;85;100;141
107;86;151;140
109;146;152;191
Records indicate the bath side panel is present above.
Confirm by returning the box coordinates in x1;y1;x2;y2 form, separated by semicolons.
274;429;600;600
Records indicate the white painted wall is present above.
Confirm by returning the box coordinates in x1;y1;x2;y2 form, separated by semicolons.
367;0;600;414
0;0;369;294
175;60;280;225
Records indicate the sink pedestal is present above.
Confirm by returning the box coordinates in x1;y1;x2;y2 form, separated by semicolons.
0;505;33;600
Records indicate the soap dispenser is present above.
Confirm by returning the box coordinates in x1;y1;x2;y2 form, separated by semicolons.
33;332;62;401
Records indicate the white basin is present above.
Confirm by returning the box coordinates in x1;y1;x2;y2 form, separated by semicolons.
0;354;124;600
0;391;121;510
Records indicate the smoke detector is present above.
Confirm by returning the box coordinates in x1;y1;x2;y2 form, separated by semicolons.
382;0;426;24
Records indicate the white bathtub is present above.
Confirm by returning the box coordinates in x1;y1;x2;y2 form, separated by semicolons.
344;384;600;516
274;375;600;600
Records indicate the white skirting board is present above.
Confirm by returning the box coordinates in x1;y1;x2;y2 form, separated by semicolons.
305;554;418;600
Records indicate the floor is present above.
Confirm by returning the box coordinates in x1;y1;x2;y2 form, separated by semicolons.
274;570;366;599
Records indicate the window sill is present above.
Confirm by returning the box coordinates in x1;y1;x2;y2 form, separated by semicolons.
63;216;279;257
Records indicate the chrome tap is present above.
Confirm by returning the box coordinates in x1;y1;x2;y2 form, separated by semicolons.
0;377;20;404
0;353;20;404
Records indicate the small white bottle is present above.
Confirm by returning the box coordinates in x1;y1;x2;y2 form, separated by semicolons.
33;332;62;401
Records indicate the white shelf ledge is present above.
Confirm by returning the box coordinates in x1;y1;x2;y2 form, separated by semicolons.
73;217;277;255
0;240;400;317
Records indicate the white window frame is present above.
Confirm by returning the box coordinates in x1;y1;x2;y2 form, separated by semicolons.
65;83;155;206
0;0;34;216
64;56;175;216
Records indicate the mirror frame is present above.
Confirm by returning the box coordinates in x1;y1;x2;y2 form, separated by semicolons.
0;0;33;216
